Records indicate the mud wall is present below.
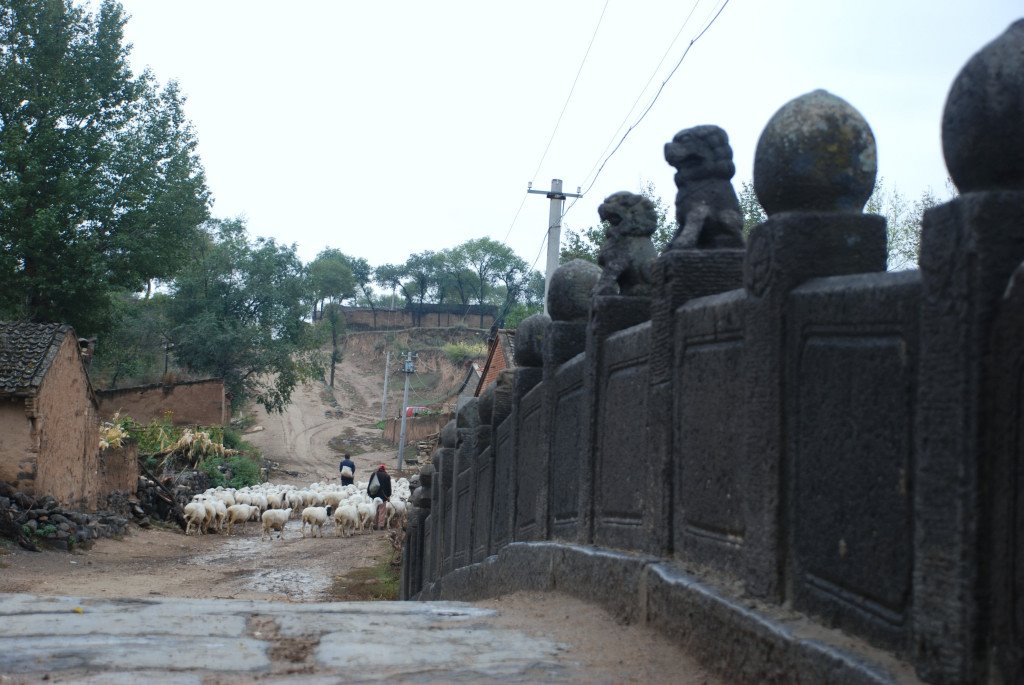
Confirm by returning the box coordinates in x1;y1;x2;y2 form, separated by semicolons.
97;379;227;426
34;335;100;509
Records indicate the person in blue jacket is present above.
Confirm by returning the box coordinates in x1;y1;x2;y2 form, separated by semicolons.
339;453;356;486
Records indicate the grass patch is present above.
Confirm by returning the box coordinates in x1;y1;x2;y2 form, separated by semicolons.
330;554;400;601
326;437;367;456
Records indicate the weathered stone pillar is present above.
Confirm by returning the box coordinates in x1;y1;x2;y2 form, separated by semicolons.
743;90;886;600
544;260;600;541
489;370;516;553
653;124;747;561
436;419;457;576
579;191;660;550
450;398;478;570
401;466;431;598
512;313;548;542
471;383;495;562
913;20;1024;684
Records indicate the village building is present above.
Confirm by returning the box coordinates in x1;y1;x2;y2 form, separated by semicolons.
0;322;134;509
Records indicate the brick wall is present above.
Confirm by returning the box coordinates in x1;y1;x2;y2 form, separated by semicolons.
340;306;496;331
97;379;227;426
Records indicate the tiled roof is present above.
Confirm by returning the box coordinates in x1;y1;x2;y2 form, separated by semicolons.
0;322;72;395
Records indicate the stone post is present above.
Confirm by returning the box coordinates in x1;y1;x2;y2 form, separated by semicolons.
512;313;549;542
450;398;479;570
912;20;1024;684
436;419;458;576
471;383;495;562
489;369;516;553
653;124;747;560
742;89;886;599
543;260;600;541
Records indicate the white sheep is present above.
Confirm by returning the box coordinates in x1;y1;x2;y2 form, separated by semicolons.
183;501;207;536
261;508;292;540
355;501;376;532
301;506;331;538
386;499;408;529
332;505;360;537
225;504;256;535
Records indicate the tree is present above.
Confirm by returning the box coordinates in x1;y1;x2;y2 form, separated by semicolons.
442;246;480;307
738;181;766;238
374;263;412;308
167;219;319;412
502;270;545;328
306;248;356;387
866;178;950;271
90;290;173;388
0;0;210;334
348;256;379;326
307;248;355;321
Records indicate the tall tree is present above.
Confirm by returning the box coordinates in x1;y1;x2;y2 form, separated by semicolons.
307;248;355;320
306;248;356;387
167;219;318;412
0;0;209;334
348;256;379;326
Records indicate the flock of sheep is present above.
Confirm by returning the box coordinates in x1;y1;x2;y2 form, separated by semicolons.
181;478;412;540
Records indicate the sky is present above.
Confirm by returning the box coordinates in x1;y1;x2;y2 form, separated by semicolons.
110;0;1023;274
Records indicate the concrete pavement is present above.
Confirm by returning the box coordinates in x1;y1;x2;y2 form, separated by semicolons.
0;592;587;684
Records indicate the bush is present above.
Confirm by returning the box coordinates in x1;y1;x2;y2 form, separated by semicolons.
222;427;243;450
441;341;488;364
197;454;262;489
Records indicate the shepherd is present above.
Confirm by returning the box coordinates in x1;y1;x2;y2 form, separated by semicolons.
367;464;392;530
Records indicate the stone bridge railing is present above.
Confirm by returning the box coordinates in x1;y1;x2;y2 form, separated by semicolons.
400;20;1023;685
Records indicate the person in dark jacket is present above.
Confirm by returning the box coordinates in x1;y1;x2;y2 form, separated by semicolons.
339;454;356;486
369;464;392;529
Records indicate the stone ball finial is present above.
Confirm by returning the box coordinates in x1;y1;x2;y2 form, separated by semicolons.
456;397;479;430
440;419;458;449
548;259;602;322
754;90;877;215
942;20;1024;193
513;313;550;367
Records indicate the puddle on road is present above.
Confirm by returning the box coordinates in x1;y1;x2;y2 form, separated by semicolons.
187;521;334;601
245;568;328;600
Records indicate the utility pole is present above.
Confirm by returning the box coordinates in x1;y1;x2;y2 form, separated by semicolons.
379;350;391;422
396;351;415;471
528;178;582;314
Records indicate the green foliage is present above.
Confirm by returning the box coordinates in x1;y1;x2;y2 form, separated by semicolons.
0;0;210;334
222;427;243;450
503;301;543;329
90;291;173;388
866;177;950;271
198;454;262;489
167;218;322;412
127;413;178;454
308;248;356;319
441;341;488;364
738;181;767;238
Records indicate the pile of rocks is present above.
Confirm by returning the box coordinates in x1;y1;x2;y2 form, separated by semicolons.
0;482;131;551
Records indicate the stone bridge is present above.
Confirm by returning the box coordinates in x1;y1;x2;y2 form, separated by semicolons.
401;20;1024;685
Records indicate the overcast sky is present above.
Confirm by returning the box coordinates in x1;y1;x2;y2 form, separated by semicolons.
112;0;1022;273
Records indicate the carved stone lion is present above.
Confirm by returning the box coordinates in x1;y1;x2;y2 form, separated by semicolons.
663;125;744;250
593;191;658;297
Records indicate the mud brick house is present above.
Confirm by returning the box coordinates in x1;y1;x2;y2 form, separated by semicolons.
0;322;134;508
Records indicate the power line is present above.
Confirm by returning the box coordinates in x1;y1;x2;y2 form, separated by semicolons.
528;0;611;184
501;0;611;246
566;0;733;219
578;0;703;191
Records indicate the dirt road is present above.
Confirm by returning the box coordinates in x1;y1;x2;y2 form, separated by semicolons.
0;334;727;684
